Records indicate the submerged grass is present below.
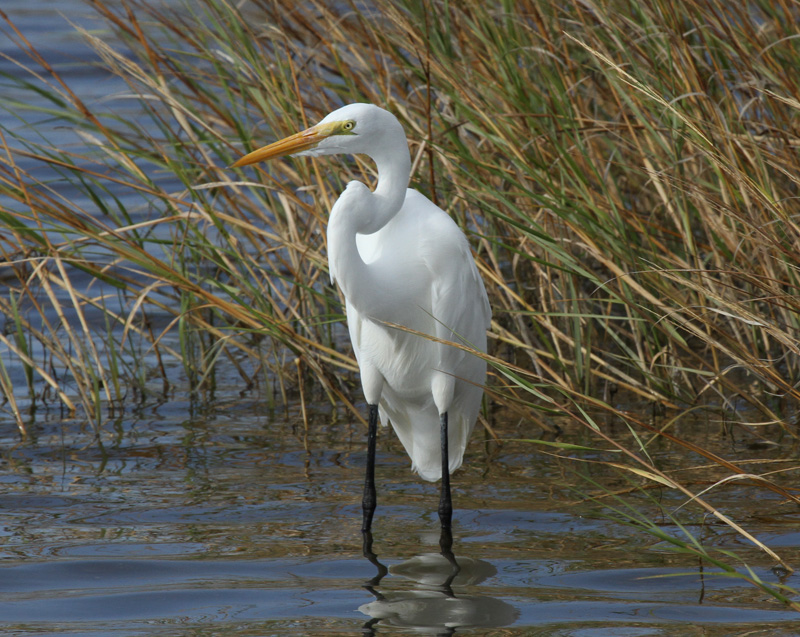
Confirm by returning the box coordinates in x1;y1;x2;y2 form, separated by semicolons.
577;474;800;611
1;0;799;602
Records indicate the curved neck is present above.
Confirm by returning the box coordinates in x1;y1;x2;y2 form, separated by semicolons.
328;137;411;318
358;142;411;234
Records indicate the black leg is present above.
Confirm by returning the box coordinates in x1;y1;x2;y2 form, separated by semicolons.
438;411;452;532
362;403;379;533
362;529;388;588
439;524;461;592
439;521;455;564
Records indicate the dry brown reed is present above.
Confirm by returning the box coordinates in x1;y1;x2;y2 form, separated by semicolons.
1;0;799;588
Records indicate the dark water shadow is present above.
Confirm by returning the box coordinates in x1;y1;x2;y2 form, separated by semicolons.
360;530;518;634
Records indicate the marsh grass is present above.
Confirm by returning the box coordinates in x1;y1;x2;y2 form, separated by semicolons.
577;474;800;611
1;0;799;597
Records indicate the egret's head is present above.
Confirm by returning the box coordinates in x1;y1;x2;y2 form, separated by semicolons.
231;103;398;168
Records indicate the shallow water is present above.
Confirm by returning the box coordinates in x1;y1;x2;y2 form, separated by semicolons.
1;3;799;635
2;397;799;636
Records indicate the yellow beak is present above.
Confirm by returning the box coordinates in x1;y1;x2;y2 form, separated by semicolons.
231;124;327;168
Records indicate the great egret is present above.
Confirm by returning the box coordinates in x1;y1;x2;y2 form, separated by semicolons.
232;103;491;535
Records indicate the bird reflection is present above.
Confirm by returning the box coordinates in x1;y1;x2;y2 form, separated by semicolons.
360;530;518;634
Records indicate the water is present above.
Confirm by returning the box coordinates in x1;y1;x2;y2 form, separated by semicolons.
2;400;799;635
1;3;799;635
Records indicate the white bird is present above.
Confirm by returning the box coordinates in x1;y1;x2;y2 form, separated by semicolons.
232;103;491;535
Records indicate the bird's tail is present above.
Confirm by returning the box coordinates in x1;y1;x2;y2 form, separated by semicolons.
386;408;471;482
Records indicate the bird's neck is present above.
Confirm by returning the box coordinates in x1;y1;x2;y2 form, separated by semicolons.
358;143;411;234
327;138;411;319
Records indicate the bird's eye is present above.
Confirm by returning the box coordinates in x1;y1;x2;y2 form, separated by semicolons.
342;121;355;132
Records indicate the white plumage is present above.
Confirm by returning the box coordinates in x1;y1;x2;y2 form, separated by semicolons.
336;187;489;480
233;103;490;527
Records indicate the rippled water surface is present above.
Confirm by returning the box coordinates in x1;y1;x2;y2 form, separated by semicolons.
1;3;799;635
2;395;800;636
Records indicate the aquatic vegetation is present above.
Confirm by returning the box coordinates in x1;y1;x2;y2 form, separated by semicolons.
0;0;798;605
